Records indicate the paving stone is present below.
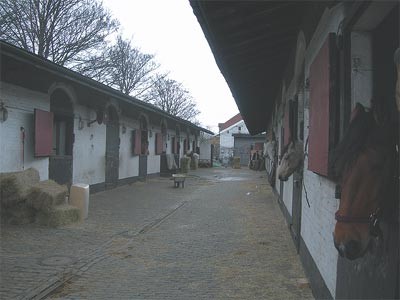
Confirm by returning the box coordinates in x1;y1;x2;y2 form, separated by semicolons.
0;168;313;299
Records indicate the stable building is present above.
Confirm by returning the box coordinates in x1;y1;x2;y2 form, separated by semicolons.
0;41;212;192
191;1;399;299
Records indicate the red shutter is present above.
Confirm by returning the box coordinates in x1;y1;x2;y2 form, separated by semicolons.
308;33;337;176
155;133;163;155
132;129;141;155
254;142;263;151
34;109;53;157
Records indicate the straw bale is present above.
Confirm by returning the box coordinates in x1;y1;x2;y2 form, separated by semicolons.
1;203;36;225
180;157;191;173
233;157;241;169
28;180;67;212
0;168;40;208
36;204;80;227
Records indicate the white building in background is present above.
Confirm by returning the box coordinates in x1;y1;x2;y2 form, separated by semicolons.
218;113;249;164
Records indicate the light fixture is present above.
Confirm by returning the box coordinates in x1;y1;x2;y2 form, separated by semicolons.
0;102;8;122
78;116;84;130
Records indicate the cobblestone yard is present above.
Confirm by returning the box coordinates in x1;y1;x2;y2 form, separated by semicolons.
1;167;313;299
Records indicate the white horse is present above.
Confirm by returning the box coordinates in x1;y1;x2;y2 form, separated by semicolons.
277;140;304;181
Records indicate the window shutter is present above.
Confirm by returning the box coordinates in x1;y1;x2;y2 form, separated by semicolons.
254;142;263;151
34;109;53;157
132;129;141;155
308;33;339;176
155;133;163;155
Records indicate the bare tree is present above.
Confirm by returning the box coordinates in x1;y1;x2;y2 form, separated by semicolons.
147;75;200;122
76;36;160;97
0;0;118;66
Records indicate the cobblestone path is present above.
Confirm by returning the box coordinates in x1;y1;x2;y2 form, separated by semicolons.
1;168;313;299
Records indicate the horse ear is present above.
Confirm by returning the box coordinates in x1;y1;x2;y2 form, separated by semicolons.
350;103;365;122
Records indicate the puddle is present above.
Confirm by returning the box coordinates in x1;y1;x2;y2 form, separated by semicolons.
218;177;248;182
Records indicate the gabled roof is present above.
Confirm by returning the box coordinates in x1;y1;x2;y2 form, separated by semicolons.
0;40;214;135
218;113;242;131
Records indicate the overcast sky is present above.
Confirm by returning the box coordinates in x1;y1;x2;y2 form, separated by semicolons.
102;0;238;133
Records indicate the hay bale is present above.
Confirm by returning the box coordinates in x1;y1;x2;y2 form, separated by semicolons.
180;157;191;173
190;153;199;170
233;157;241;169
1;202;36;225
36;204;80;227
0;168;40;208
28;180;67;212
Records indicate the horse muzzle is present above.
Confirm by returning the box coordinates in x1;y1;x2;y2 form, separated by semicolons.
334;239;362;260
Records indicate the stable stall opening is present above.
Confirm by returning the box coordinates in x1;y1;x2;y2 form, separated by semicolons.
49;89;73;186
105;105;119;189
335;3;399;299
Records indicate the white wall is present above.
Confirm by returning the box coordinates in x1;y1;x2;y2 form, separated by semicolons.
199;134;212;161
166;129;175;155
0;82;49;180
219;120;248;149
72;104;106;185
282;177;293;217
351;31;373;109
147;127;160;174
119;116;139;179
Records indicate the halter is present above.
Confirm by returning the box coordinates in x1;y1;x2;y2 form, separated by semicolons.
335;210;381;237
334;184;381;236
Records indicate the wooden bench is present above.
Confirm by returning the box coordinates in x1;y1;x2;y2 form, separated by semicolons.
172;174;186;188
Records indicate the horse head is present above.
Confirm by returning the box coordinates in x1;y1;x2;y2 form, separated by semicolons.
277;140;304;181
331;103;398;260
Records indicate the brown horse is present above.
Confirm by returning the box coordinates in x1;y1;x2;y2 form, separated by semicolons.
331;103;398;260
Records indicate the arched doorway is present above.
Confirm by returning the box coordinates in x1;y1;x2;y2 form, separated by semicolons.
49;89;74;186
105;105;119;189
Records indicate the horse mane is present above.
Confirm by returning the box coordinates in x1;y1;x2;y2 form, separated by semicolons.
330;102;398;180
329;104;374;179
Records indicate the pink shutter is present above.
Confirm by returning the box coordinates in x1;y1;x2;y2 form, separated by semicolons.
308;33;337;176
132;129;141;155
34;109;53;157
155;133;163;155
